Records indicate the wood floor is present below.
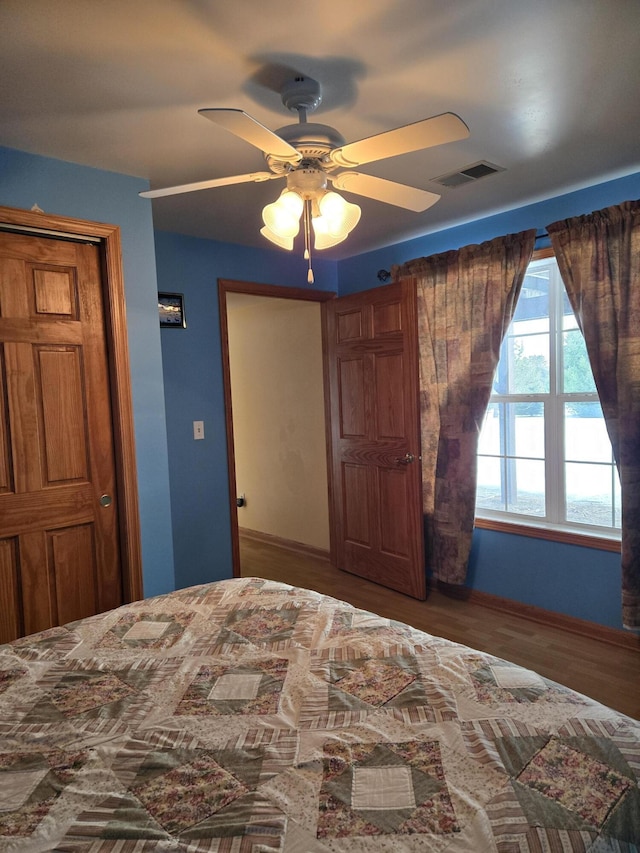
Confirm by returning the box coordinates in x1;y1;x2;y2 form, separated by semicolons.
239;535;640;720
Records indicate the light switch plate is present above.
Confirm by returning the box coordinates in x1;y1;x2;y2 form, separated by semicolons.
193;420;204;440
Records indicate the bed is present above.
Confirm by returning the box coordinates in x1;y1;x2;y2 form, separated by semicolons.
1;577;638;851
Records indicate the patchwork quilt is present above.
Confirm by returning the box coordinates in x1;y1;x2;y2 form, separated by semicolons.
1;577;638;851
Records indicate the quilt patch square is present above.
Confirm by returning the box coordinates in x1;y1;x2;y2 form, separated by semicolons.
1;769;49;811
175;658;288;716
223;606;300;645
316;739;459;838
133;752;248;834
335;659;416;706
328;609;412;640
517;739;632;827
98;611;194;650
50;672;136;716
122;620;170;641
490;665;546;690
209;673;262;701
350;612;388;629
469;661;586;706
351;766;416;810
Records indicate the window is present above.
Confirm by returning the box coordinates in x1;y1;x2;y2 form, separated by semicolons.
475;249;621;541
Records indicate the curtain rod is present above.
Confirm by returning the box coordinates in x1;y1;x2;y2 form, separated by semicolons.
377;230;550;281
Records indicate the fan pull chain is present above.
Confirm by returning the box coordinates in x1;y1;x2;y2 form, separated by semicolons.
303;198;314;283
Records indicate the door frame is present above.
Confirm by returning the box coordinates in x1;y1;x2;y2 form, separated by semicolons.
218;278;335;577
0;205;143;602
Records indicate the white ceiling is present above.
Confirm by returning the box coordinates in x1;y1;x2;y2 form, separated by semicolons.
2;0;640;259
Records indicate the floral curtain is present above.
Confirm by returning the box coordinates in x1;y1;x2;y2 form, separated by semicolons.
392;230;536;585
547;200;640;631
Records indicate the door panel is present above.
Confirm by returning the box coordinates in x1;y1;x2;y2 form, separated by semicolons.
339;357;367;436
38;346;89;483
0;230;125;639
375;352;406;438
33;265;78;317
0;350;12;493
325;279;425;599
379;468;409;556
343;463;370;544
49;524;98;626
0;538;20;644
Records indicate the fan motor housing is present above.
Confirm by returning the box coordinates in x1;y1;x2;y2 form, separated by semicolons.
286;166;328;198
266;122;346;173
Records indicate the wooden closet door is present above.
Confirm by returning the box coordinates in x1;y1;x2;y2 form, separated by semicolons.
0;231;123;641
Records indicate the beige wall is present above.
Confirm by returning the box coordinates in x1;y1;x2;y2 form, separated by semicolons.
227;294;330;551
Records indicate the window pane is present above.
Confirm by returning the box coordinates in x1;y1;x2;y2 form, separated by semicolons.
493;281;550;394
509;403;544;457
508;332;550;394
515;267;550;323
476;456;504;511
614;470;622;528
562;329;597;393
507;458;545;516
564;402;611;463
478;403;545;457
565;462;615;527
478;403;501;455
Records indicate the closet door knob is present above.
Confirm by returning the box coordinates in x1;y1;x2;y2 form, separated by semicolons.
99;494;113;507
395;452;415;465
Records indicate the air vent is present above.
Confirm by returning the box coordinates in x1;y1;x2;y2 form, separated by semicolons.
432;161;505;188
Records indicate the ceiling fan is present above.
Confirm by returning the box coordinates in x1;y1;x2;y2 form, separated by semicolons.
140;76;469;277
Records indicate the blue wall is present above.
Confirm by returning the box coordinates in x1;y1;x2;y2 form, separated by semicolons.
0;146;175;597
467;530;621;628
154;231;337;590
338;170;640;630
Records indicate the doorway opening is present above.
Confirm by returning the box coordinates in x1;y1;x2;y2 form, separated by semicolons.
218;280;335;577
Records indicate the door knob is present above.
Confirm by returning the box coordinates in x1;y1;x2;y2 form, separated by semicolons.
395;452;415;465
99;494;113;507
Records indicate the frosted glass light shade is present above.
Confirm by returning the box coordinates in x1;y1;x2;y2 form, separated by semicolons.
260;225;294;250
318;191;361;237
312;214;347;249
262;190;303;239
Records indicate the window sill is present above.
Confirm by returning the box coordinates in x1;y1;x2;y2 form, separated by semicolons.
474;516;621;552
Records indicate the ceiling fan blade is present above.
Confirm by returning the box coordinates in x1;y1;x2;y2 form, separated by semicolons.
329;112;469;168
331;172;440;212
140;171;280;199
199;108;302;164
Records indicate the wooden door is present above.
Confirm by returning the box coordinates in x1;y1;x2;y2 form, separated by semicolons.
325;279;426;599
0;229;124;641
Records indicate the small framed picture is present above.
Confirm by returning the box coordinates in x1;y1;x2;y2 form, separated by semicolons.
158;292;186;328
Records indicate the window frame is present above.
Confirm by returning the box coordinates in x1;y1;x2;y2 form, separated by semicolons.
474;247;621;553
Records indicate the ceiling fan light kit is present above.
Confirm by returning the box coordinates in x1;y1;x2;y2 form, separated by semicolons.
140;75;470;282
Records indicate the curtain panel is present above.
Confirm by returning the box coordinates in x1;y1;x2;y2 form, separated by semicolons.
547;200;640;631
392;230;536;585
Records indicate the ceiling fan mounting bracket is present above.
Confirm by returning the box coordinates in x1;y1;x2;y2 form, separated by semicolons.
281;76;322;116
